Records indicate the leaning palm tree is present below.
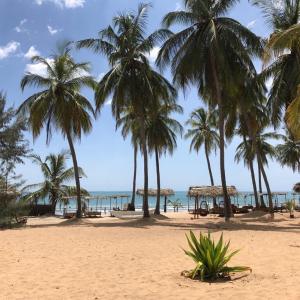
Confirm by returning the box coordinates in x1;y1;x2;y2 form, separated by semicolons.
276;129;300;172
22;152;89;214
157;0;263;221
252;0;300;126
77;3;177;217
116;107;141;210
185;107;219;207
18;47;95;218
146;103;183;215
256;130;281;211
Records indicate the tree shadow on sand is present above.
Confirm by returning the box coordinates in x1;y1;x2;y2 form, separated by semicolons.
22;213;300;234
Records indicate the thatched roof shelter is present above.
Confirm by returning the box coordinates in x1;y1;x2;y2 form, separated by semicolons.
136;189;175;197
188;186;238;197
293;183;300;193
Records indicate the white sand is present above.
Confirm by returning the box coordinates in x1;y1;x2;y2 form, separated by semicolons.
0;212;299;300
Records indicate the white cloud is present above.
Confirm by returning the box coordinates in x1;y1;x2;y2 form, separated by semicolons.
24;46;40;59
147;46;160;63
47;25;59;35
0;41;20;59
175;2;181;11
15;19;28;33
247;20;257;29
25;58;54;76
64;0;85;8
266;78;273;91
105;99;112;106
35;0;85;8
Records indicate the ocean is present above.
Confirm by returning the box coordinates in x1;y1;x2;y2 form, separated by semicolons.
53;191;299;215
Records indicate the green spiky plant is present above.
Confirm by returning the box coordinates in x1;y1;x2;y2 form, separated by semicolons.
285;200;296;218
183;231;251;281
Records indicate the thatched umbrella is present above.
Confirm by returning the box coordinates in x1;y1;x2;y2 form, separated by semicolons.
187;186;238;218
136;189;175;212
188;186;237;197
293;183;300;193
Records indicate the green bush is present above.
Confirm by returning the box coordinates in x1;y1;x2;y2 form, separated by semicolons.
285;199;296;218
183;231;251;281
0;193;29;227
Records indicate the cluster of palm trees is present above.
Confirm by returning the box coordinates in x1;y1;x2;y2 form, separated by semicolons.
17;0;300;221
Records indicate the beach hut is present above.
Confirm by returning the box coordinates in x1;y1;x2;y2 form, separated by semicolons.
136;188;175;212
187;186;238;218
293;183;300;193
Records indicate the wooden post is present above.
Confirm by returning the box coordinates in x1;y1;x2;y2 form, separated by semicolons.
164;196;167;213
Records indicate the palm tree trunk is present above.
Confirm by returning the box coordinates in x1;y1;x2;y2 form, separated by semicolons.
154;146;161;215
138;115;149;218
257;151;274;218
66;132;82;218
241;134;259;209
130;144;137;210
249;159;259;209
204;143;216;207
257;163;266;208
211;57;232;221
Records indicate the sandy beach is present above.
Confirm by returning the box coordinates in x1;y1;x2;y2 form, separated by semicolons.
1;212;299;300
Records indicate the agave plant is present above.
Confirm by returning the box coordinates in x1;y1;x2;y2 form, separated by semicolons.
183;231;251;281
285;200;296;219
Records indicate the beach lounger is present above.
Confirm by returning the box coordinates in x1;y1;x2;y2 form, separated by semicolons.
85;210;101;218
63;212;76;219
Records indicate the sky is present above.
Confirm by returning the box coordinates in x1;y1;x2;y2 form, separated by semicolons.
0;0;297;192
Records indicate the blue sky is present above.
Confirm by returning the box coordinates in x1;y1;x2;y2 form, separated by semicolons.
0;0;297;191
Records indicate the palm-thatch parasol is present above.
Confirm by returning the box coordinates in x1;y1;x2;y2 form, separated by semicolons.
188;186;238;197
136;188;175;213
293;183;300;193
136;188;175;197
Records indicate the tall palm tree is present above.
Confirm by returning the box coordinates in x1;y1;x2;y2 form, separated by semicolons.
146;103;183;215
18;47;95;218
252;0;300;126
22;152;89;213
237;130;280;211
77;3;177;217
157;0;263;221
185;107;219;207
234;128;260;209
225;74;268;210
116;107;141;210
276;129;300;172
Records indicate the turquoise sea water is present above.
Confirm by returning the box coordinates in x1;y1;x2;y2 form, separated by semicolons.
54;191;300;215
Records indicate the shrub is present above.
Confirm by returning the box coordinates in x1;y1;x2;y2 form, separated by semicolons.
183;231;251;281
285;200;296;218
0;192;29;227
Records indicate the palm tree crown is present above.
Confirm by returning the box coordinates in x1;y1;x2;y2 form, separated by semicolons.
77;3;177;217
22;152;89;213
18;47;95;218
185;108;219;155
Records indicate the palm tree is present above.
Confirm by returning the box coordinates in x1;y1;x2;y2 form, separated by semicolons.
18;47;95;218
116;107;141;210
185;107;219;207
252;0;300;126
276;129;300;172
157;0;263;221
77;3;177;217
286;87;300;139
22;152;89;213
146;103;183;215
235;129;260;209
